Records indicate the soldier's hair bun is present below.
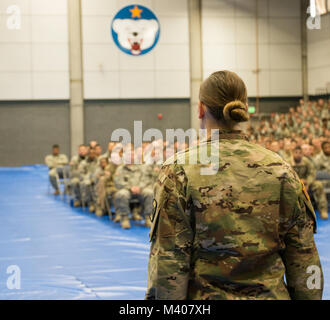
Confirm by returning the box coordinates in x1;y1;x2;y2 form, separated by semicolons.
223;100;249;123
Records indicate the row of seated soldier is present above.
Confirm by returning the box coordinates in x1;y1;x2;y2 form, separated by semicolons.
45;98;330;228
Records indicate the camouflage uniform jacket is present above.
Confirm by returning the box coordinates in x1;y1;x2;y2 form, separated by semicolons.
97;162;118;189
114;164;154;190
78;158;98;182
146;131;323;300
70;155;85;179
104;162;119;192
45;154;68;169
314;152;330;172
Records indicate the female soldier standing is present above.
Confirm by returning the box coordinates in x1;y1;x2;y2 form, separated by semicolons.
146;71;323;300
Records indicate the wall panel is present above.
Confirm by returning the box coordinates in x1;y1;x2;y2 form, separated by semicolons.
202;0;303;97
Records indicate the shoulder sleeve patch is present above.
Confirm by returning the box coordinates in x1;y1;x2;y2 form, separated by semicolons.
150;199;157;223
301;180;310;201
301;180;317;233
149;201;160;242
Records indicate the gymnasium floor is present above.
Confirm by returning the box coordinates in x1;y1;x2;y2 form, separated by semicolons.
0;165;329;300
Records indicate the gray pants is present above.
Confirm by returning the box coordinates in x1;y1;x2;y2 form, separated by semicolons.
49;167;69;191
70;177;81;201
80;180;96;206
113;188;153;219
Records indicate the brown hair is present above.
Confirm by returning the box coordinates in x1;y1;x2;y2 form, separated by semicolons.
199;70;249;123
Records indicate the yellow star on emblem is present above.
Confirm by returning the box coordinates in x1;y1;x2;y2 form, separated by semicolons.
129;5;143;18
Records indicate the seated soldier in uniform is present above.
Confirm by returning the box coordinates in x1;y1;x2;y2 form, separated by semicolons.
289;146;328;220
45;144;69;195
69;144;88;207
94;157;118;217
78;148;98;213
113;147;154;229
314;141;330;173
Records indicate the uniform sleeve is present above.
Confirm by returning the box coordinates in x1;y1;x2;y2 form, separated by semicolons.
145;164;193;300
281;173;323;300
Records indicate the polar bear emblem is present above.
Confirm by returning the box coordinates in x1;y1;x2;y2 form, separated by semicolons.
112;18;159;56
111;5;160;56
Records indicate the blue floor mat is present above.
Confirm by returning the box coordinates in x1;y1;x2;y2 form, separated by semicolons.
0;166;149;300
0;165;329;300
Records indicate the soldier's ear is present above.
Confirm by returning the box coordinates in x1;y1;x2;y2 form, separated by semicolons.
198;100;205;119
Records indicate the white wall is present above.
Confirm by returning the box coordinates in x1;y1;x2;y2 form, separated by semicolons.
82;0;190;99
307;13;330;95
202;0;302;97
0;0;307;101
0;0;69;100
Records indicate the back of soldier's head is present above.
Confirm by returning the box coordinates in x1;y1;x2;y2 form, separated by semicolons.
199;70;249;127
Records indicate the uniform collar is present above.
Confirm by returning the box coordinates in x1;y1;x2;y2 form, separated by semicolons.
206;130;249;142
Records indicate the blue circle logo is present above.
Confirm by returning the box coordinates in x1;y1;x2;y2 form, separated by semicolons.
111;5;160;56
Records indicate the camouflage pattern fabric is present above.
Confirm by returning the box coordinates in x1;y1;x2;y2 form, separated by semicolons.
113;164;154;218
78;158;98;205
45;154;68;171
69;155;85;180
146;131;323;300
314;152;330;189
114;164;154;190
288;156;328;213
95;163;118;211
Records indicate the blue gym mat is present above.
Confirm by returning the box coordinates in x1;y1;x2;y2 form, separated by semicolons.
0;165;329;300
